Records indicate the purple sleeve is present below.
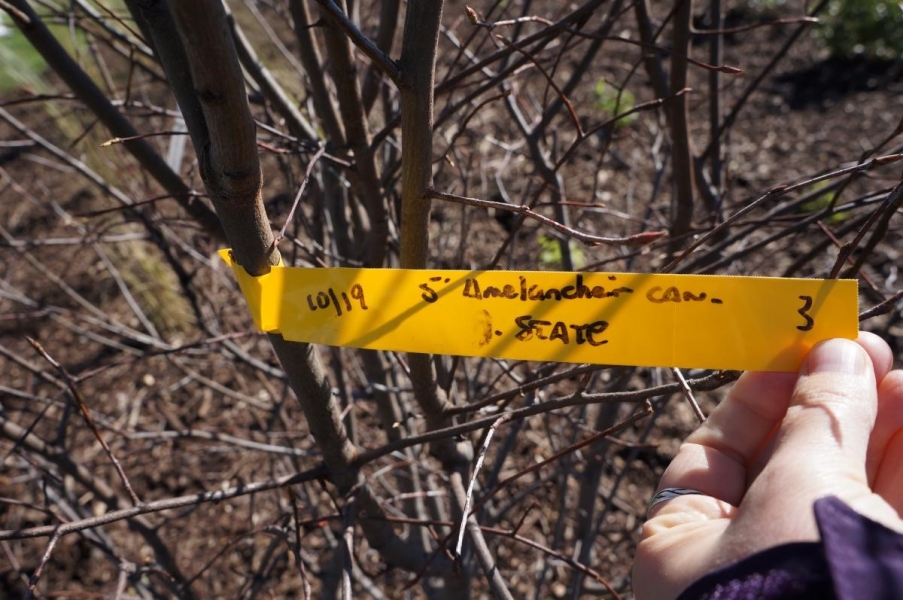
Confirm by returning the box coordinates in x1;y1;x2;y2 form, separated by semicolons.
674;496;903;600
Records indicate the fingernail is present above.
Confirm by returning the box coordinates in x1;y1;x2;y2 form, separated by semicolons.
802;339;868;376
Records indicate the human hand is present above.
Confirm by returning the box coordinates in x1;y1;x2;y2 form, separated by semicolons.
633;332;903;599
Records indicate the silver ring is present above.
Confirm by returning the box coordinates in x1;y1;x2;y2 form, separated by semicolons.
647;487;707;517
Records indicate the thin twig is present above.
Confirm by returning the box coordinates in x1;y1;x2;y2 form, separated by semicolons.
661;153;903;273
839;179;903;279
352;371;738;470
565;29;743;74
496;34;583;135
27;337;141;505
471;406;653;517
125;429;315;457
398;407;651;595
671;367;705;423
384;510;621;593
859;290;903;322
699;0;831;162
450;472;514;599
272;144;327;251
448;364;600;417
0;465;328;541
75;191;206;217
113;560;130;600
455;413;511;558
466;8;553;30
425;188;665;247
24;529;62;600
0;0;30;23
487;525;622;599
100;130;188;146
814;221;881;294
693;16;819;35
829;180;903;278
288;488;313;600
341;490;356;600
312;0;402;85
483;87;690;269
437;0;607;96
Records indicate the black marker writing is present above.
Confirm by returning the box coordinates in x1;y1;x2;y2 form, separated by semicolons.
306;284;368;317
462;275;632;302
514;315;608;346
646;286;721;305
419;275;451;303
796;295;814;331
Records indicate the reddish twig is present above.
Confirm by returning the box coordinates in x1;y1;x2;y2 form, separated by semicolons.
99;130;189;147
495;34;583;135
23;529;62;600
815;221;881;293
425;188;665;247
836;179;903;279
271;144;328;254
565;29;743;74
26;337;141;505
661;153;903;273
672;368;705;423
859;290;903;322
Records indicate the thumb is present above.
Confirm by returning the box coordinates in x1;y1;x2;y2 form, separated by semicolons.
736;339;878;542
777;338;876;485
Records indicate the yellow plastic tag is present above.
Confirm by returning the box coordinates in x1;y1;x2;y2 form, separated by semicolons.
219;250;858;371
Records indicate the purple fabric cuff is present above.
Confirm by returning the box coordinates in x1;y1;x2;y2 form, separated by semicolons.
674;496;903;600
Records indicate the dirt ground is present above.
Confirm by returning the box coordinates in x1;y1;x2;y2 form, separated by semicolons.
0;1;901;598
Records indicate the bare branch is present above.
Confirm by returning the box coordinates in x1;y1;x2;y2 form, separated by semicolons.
0;465;328;542
426;188;666;247
451;472;514;600
859;290;903;322
352;371;736;469
313;0;402;85
671;367;705;423
455;412;511;558
661;153;903;273
27;338;141;505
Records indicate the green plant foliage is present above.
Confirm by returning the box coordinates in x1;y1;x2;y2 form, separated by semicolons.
537;233;560;267
816;0;903;59
0;15;47;92
747;0;903;59
799;180;849;223
745;0;788;10
537;233;585;269
593;79;636;129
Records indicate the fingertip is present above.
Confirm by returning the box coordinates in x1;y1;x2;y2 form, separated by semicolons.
881;368;903;399
874;371;903;510
856;331;894;383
